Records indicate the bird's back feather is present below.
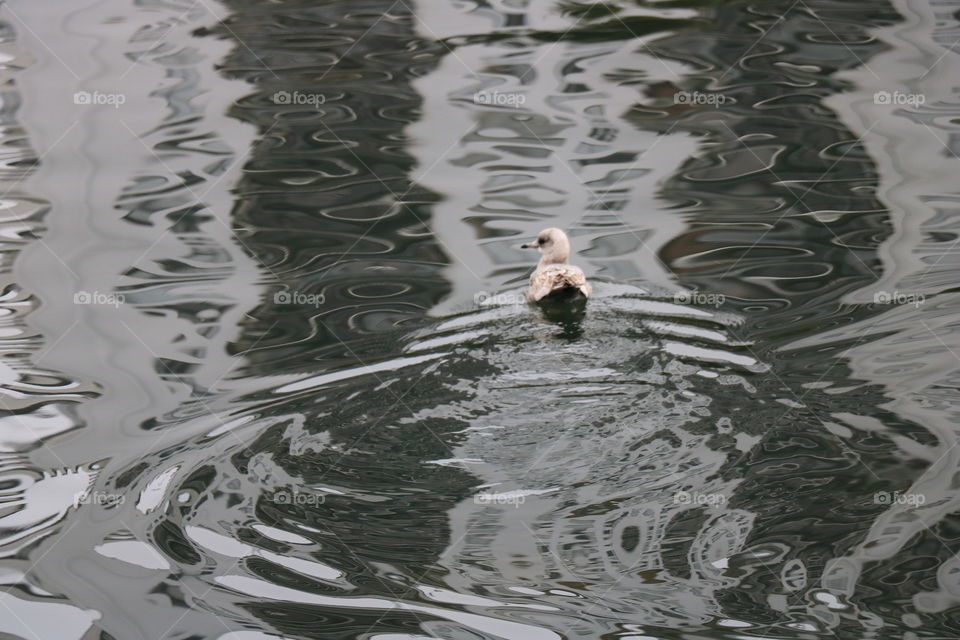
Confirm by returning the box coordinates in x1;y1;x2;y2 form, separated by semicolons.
528;264;591;302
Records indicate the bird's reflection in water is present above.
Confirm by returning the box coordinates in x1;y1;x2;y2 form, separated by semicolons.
534;293;588;339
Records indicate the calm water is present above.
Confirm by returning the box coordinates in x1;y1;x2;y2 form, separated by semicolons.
0;0;959;638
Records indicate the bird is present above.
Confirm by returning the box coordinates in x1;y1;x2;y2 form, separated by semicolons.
521;228;592;302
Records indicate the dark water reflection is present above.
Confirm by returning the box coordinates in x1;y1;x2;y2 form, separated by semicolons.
1;0;959;638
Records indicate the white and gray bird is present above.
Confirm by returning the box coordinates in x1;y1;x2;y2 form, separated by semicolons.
521;228;592;302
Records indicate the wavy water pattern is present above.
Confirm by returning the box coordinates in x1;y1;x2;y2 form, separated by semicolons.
0;0;957;639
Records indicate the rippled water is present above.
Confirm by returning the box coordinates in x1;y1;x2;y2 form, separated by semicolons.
1;0;959;638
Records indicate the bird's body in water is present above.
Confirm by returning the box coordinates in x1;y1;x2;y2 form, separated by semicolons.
521;228;591;303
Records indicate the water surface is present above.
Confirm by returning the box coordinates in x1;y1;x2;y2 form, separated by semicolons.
1;0;960;638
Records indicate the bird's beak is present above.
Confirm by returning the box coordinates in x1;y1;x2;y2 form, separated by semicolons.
521;241;535;249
